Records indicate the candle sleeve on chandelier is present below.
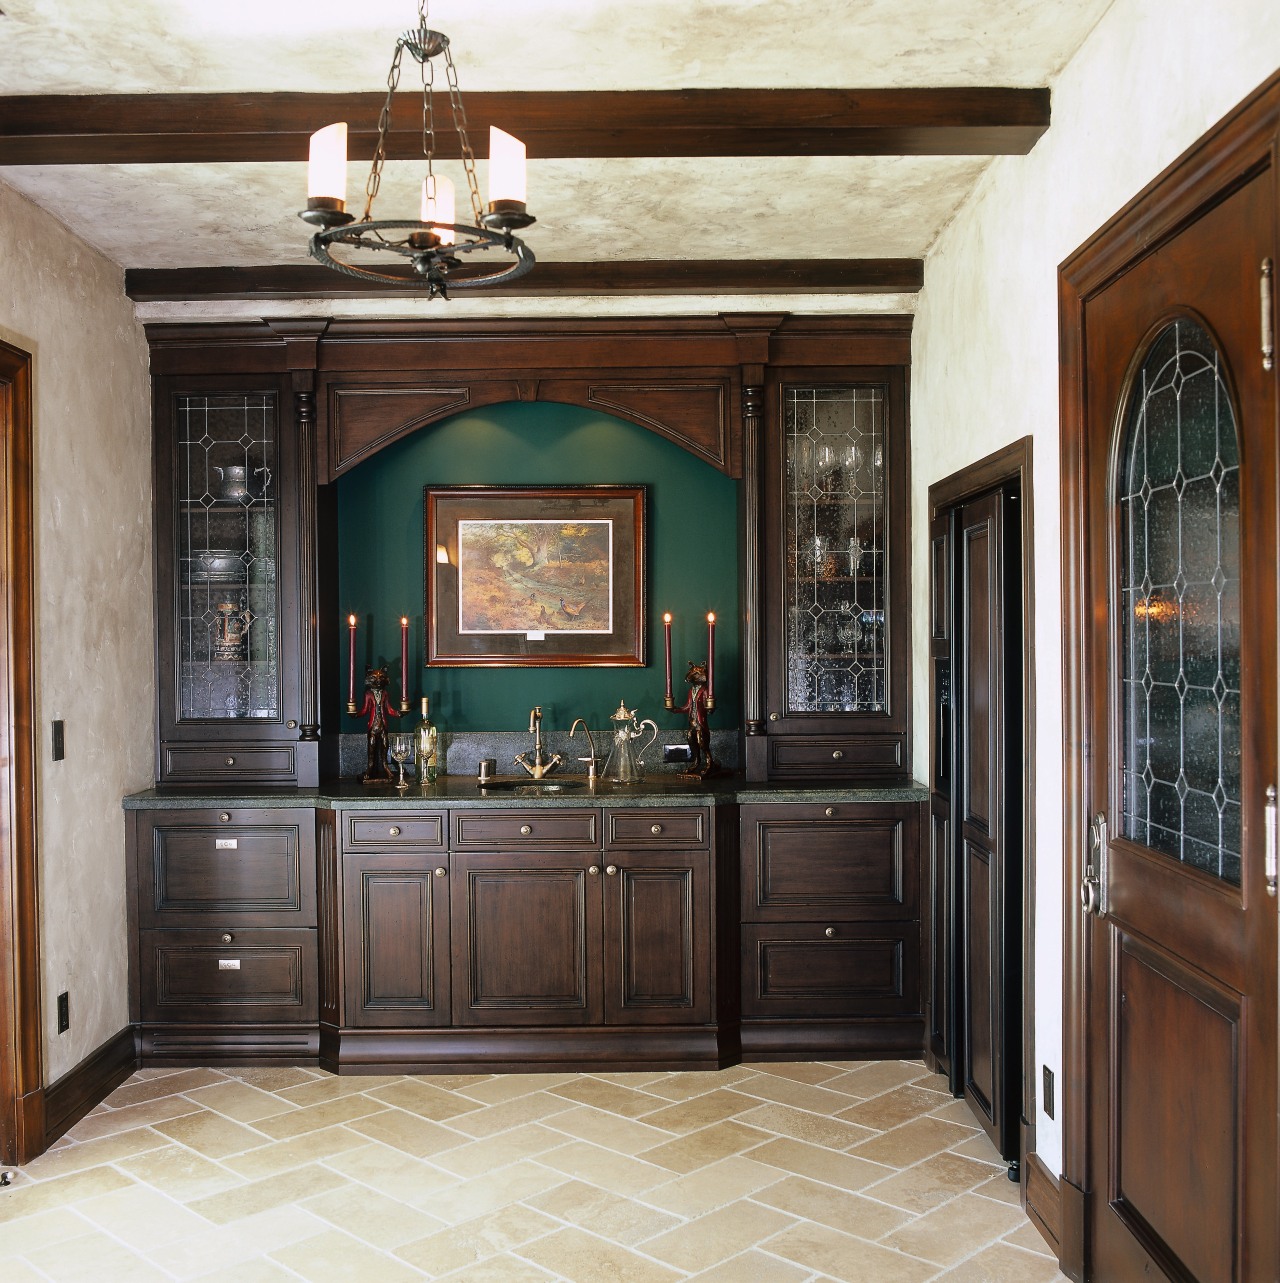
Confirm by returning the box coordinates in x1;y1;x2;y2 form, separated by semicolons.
488;127;527;205
308;123;348;204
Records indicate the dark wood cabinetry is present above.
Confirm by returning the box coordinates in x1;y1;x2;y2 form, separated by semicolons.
151;367;317;787
128;807;319;1060
748;366;911;781
739;801;922;1056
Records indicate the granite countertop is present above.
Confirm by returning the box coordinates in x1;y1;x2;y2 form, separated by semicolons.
123;774;930;810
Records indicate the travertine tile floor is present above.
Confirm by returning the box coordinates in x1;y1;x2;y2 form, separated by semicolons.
0;1059;1071;1282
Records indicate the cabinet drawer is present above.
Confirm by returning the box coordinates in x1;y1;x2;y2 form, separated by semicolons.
742;923;919;1018
344;812;446;851
607;808;708;848
451;809;599;850
767;735;903;778
139;928;317;1023
137;809;316;927
741;804;916;922
161;743;299;784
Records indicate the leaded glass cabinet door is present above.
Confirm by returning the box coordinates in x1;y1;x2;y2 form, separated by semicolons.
154;374;311;785
760;367;910;780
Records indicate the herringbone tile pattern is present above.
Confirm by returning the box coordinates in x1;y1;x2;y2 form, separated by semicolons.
1;1060;1068;1281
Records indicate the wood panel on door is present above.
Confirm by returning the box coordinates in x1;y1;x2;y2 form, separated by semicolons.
1067;139;1278;1281
956;491;1020;1161
342;853;450;1027
602;851;711;1024
451;852;602;1026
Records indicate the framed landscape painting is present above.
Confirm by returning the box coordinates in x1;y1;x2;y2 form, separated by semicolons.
425;485;646;666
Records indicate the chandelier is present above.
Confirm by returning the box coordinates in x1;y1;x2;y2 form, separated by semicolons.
298;1;535;298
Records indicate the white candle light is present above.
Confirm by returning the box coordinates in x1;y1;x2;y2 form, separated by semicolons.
307;123;348;205
421;174;456;245
488;127;527;205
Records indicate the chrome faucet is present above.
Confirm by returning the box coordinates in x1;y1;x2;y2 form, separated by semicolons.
569;718;598;784
514;705;562;779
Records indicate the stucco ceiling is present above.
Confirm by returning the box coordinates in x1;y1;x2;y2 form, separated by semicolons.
0;0;1114;316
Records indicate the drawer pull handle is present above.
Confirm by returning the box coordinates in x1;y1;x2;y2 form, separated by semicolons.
520;824;533;836
588;864;601;875
832;750;844;760
218;812;231;823
389;826;401;837
769;712;780;721
825;807;836;817
221;932;234;944
286;719;298;730
225;756;236;767
434;866;447;878
651;823;663;835
824;926;836;938
218;959;241;970
606;864;619;876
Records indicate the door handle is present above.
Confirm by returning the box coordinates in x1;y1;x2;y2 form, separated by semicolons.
1262;258;1274;372
1082;810;1110;918
1265;785;1277;898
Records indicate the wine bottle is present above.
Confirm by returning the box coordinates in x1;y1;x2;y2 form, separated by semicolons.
414;696;439;782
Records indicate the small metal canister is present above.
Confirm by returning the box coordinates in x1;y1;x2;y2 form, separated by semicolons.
477;758;497;784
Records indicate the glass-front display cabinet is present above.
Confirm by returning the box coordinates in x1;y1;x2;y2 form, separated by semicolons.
757;367;909;779
153;374;314;785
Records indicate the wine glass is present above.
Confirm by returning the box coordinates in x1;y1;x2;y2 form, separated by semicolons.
388;733;415;790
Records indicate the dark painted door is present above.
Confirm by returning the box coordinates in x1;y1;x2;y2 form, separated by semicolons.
956;490;1021;1161
1080;170;1277;1280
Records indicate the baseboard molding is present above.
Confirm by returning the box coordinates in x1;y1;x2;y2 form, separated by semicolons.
1025;1151;1062;1258
43;1025;139;1146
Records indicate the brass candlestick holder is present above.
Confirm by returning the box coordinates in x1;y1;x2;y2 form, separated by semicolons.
667;660;719;778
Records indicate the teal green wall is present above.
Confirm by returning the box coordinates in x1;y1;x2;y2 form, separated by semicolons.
336;402;739;733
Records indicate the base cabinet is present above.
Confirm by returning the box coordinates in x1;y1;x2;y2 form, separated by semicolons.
342;852;450;1027
739;800;923;1055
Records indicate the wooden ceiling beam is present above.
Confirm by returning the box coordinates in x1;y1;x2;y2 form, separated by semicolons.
123;260;924;302
1;89;1049;164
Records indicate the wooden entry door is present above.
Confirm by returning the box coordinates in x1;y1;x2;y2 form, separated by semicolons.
1072;155;1277;1278
957;490;1021;1163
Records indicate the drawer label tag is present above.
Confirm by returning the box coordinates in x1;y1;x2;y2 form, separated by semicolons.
218;959;241;970
215;838;238;849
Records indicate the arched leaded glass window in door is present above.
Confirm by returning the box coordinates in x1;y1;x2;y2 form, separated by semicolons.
1118;318;1241;884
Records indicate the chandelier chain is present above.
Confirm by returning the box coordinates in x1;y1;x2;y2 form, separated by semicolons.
421;43;436;189
443;46;485;226
363;39;405;223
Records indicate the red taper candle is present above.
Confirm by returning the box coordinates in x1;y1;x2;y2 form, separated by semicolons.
400;615;409;710
346;614;357;713
706;612;716;702
662;612;673;703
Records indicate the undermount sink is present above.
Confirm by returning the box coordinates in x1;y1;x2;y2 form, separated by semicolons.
478;779;587;793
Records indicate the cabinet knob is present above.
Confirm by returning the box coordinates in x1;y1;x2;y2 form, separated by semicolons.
588;864;601;876
520;824;533;836
824;926;836;938
769;712;780;722
825;807;836;817
650;823;663;835
832;750;844;760
286;719;298;730
434;866;447;878
606;864;619;876
389;826;401;836
218;812;231;823
225;756;236;766
221;932;234;944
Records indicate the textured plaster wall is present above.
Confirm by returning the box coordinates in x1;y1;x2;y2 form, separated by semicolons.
911;0;1280;1174
0;179;153;1084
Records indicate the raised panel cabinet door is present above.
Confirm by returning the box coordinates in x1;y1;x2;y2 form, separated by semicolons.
602;850;711;1025
451;852;603;1026
341;852;450;1028
741;803;918;923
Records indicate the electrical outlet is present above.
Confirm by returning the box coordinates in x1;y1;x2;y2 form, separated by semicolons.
51;719;65;762
662;743;693;764
1042;1065;1055;1120
57;991;69;1034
